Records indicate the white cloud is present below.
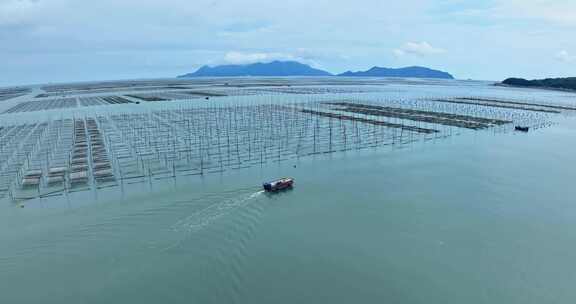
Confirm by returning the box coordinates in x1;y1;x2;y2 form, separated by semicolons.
0;0;44;26
223;51;299;64
222;49;324;66
393;41;446;57
555;50;575;62
487;0;576;26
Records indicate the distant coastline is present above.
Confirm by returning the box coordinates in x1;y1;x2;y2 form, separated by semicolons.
179;61;331;77
338;66;453;79
499;77;576;92
179;61;454;79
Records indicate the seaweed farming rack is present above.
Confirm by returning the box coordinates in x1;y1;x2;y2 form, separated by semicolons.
0;85;573;203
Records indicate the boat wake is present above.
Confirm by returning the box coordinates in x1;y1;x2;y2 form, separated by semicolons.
171;189;265;233
163;188;269;302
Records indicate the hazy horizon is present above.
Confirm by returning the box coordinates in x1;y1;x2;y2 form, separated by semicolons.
1;0;575;86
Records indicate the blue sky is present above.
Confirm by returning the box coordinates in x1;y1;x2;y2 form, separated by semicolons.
1;0;575;86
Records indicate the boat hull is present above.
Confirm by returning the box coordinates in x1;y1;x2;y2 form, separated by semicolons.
263;178;294;192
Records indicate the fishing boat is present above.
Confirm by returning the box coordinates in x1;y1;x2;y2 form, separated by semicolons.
515;126;530;132
263;177;294;192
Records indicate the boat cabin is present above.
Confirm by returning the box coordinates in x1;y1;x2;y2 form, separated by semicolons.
263;177;294;192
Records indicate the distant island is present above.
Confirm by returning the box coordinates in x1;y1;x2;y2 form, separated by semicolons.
338;66;453;79
178;61;332;77
178;61;455;79
501;77;576;91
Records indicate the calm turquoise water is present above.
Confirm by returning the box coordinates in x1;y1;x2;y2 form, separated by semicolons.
1;81;576;303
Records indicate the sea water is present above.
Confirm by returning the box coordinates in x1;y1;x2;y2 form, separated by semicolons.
1;79;576;303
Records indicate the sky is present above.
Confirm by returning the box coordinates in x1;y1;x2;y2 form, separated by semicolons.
1;0;576;86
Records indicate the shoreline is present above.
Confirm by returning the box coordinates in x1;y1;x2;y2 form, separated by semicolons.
494;82;576;93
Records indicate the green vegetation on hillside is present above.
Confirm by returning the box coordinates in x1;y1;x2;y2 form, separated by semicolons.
502;77;576;91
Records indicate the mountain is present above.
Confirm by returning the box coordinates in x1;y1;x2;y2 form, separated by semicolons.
502;77;576;91
178;61;332;77
338;66;454;79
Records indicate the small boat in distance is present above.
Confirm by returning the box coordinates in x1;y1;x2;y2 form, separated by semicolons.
263;178;294;192
515;126;530;132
